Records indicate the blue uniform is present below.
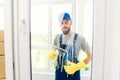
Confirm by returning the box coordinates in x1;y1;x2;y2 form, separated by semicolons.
55;33;80;80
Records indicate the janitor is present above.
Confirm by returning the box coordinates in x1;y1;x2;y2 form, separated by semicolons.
48;12;91;80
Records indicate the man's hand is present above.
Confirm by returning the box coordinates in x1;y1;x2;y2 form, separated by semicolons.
64;61;86;74
48;50;58;60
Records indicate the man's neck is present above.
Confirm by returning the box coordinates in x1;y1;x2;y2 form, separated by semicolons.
63;31;72;37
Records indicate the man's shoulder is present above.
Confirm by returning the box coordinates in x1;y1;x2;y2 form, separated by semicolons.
74;33;85;41
55;34;61;38
73;33;82;38
54;34;62;41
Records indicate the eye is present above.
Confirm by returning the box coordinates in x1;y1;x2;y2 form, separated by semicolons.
61;21;69;25
65;21;68;24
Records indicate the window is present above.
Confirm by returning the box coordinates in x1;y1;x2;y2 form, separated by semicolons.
51;3;72;45
31;1;73;71
31;4;49;70
31;0;93;80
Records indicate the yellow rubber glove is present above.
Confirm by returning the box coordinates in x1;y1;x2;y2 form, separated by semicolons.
48;50;57;60
64;61;86;74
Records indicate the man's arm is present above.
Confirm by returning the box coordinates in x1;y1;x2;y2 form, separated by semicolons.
84;51;91;64
64;51;91;74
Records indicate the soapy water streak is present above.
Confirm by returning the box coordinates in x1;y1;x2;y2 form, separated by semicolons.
40;38;68;53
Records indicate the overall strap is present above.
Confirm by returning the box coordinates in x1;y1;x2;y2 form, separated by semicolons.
59;34;62;44
72;33;78;63
73;33;78;43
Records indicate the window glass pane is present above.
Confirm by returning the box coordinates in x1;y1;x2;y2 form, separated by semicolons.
31;4;49;70
52;3;72;42
76;0;93;49
30;0;93;80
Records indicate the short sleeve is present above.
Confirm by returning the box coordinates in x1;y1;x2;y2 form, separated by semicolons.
81;37;90;52
53;34;60;49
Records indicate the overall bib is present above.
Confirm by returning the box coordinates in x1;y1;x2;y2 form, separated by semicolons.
55;33;80;80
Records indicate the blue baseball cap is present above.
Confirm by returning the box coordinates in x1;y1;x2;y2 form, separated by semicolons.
58;12;71;22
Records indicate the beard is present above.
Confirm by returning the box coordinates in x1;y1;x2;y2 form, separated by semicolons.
62;27;70;35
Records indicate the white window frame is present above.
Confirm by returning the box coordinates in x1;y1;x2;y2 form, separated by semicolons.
5;0;31;80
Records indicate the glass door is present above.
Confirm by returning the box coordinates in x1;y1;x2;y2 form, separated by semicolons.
4;0;107;80
30;0;93;80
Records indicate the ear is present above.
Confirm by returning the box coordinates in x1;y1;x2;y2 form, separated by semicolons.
70;21;72;25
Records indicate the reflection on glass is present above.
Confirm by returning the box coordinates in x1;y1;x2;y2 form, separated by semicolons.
30;0;93;80
31;4;49;70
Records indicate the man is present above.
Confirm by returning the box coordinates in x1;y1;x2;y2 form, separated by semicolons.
48;12;91;80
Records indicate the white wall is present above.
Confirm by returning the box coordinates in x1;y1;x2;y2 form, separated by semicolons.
103;0;120;80
92;0;120;80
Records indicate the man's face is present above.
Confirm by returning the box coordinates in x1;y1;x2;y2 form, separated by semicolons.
60;19;72;35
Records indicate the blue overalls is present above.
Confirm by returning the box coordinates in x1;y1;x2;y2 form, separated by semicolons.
55;33;80;80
